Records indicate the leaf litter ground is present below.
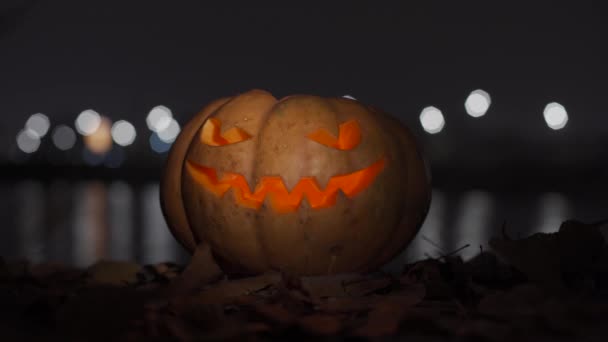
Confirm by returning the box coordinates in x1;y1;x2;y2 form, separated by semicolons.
1;219;608;341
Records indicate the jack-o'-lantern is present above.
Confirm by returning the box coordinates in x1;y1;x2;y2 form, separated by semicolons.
160;89;431;275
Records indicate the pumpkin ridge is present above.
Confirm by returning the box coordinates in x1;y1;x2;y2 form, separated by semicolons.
161;96;233;251
363;110;421;270
251;98;281;270
373;114;431;267
181;98;237;246
364;112;410;270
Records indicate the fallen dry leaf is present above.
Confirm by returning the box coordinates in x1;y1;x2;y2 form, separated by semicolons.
166;242;223;295
477;283;547;318
353;284;426;337
55;285;153;340
557;220;607;272
402;259;454;299
298;274;363;298
465;251;526;290
491;220;608;297
188;272;282;305
450;318;513;342
247;301;296;324
490;228;566;295
2;259;29;278
85;260;141;286
316;296;381;313
298;313;343;335
28;262;73;278
344;275;392;296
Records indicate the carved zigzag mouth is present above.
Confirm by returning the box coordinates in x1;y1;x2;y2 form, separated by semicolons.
186;157;386;213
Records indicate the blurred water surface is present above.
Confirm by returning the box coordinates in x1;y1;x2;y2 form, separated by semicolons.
0;181;605;271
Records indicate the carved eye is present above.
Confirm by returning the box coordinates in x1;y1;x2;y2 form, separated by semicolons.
307;120;361;150
200;118;251;146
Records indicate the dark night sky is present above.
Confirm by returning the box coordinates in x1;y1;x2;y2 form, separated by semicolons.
1;1;607;173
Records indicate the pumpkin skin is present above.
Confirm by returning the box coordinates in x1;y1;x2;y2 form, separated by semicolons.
160;89;431;275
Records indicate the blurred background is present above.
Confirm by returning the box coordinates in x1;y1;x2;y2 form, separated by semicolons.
1;1;606;268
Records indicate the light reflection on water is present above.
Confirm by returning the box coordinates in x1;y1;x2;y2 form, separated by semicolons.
0;181;605;269
108;181;134;261
73;182;106;267
536;192;570;234
141;183;180;265
16;182;45;263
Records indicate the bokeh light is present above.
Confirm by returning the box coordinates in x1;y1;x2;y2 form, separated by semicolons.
25;113;51;138
419;106;445;134
82;147;105;166
84;116;112;154
52;125;77;151
75;110;102;136
149;132;172;153
16;128;41;153
543;102;568;130
111;120;137;146
157;118;180;143
146;105;173;132
464;89;491;117
104;146;126;168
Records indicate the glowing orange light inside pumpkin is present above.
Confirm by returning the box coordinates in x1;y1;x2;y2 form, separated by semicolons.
307;120;361;150
186;157;386;213
200;118;251;146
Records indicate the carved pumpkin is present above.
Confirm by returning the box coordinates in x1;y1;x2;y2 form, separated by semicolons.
160;89;431;275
